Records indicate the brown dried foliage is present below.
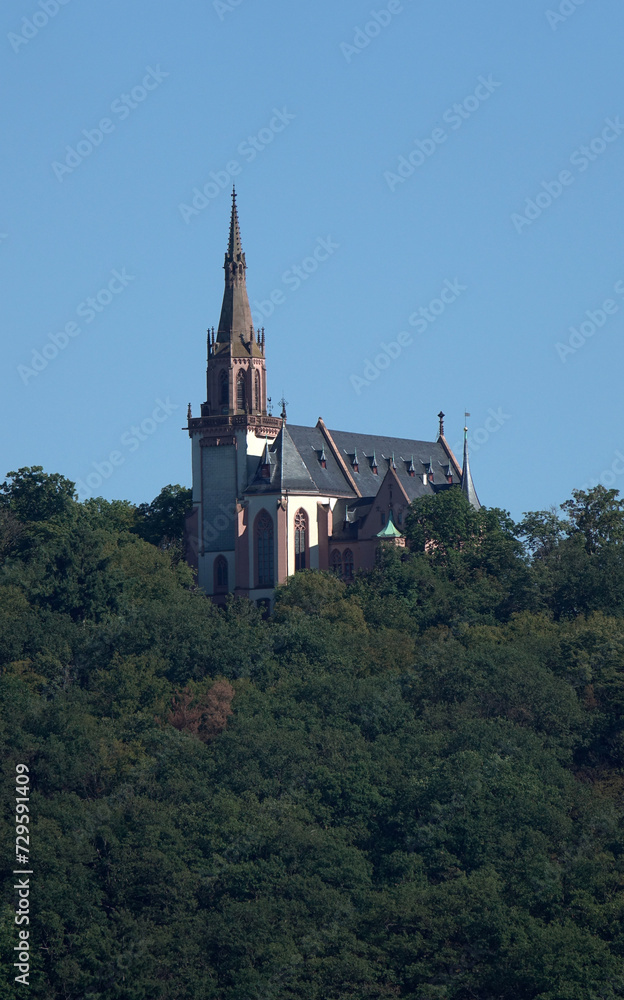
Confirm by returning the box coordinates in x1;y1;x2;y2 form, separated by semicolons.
166;680;234;742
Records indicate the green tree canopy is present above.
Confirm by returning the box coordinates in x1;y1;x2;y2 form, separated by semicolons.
0;466;76;523
0;473;624;998
133;483;193;547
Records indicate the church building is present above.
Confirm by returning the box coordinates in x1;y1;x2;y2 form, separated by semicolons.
185;190;479;604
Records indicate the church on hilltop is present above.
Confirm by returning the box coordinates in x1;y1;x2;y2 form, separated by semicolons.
184;190;479;605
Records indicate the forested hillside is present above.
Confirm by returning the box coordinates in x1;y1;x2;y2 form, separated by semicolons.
1;468;624;999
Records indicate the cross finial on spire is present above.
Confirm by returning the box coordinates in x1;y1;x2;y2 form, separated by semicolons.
438;411;445;438
279;394;288;421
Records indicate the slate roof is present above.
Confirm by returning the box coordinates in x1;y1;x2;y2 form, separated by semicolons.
285;424;358;498
245;422;465;503
245;424;321;495
288;424;461;501
330;497;373;541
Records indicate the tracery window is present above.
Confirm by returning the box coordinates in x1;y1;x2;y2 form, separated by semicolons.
214;555;228;591
236;369;246;411
330;549;343;578
254;370;261;411
343;549;354;582
294;508;308;571
219;369;228;406
255;510;274;587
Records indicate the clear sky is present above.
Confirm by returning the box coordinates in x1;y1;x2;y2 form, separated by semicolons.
2;0;623;521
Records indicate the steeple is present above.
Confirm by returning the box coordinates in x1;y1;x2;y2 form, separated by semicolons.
227;186;244;259
216;187;255;345
204;191;268;417
461;420;481;510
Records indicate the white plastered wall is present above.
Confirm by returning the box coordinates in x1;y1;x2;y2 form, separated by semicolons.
285;494;333;577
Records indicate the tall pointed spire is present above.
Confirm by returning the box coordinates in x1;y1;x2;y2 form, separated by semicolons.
216;187;255;344
461;420;481;510
227;186;244;259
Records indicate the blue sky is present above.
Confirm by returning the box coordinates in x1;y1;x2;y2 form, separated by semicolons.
2;0;623;521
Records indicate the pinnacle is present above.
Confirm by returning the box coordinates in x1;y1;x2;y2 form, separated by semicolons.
227;186;244;260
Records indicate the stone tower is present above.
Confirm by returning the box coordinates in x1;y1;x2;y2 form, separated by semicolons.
185;189;281;596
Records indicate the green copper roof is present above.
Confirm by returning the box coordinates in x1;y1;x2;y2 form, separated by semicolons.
377;512;403;538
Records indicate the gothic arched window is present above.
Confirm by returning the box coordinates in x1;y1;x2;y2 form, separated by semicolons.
343;549;354;582
214;555;228;592
254;370;261;412
255;510;274;587
294;508;308;571
237;369;246;411
219;369;228;406
330;549;342;578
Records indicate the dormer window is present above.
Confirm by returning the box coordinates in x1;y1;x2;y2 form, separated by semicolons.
260;439;271;479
